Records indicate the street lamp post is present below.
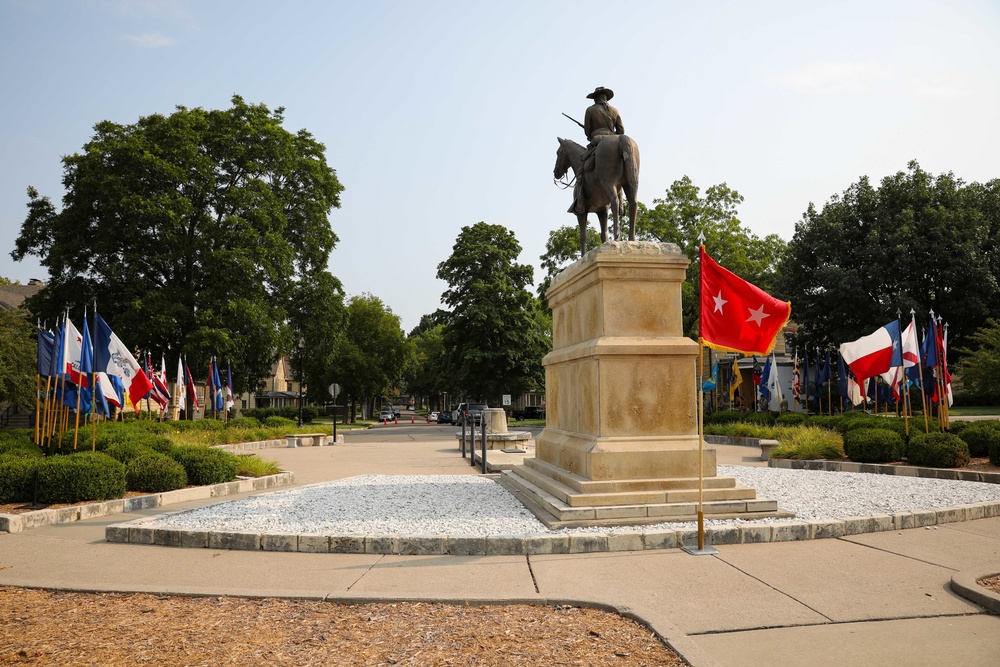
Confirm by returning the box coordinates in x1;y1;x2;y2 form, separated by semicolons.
297;338;305;427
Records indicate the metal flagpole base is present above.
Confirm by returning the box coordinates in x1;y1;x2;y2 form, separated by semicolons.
682;545;720;556
682;511;720;555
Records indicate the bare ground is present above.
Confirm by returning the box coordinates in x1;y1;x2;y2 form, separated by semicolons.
0;587;685;666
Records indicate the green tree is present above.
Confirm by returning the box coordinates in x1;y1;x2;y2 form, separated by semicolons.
287;269;347;405
402;323;451;410
639;177;785;336
955;319;1000;404
437;222;550;403
331;294;409;421
0;308;37;409
11;95;344;394
536;224;603;300
778;161;1000;354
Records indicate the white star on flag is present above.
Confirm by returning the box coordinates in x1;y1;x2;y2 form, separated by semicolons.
746;304;770;326
713;291;727;313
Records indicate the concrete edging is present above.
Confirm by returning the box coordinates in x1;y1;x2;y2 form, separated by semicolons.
103;498;1000;555
767;457;1000;484
950;570;1000;614
0;472;295;534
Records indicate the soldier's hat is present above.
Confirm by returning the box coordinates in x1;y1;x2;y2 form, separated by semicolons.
586;86;614;100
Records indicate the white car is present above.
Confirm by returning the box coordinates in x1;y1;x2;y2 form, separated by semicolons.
429;411;439;422
378;409;395;422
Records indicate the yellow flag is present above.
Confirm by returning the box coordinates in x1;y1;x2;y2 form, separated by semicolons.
729;359;743;403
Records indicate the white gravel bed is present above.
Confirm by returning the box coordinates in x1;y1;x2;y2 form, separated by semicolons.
147;467;1000;537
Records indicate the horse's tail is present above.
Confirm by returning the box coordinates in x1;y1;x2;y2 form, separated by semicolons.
619;135;640;196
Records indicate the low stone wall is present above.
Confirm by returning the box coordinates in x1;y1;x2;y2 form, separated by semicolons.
769;458;1000;484
104;498;1000;555
0;472;294;534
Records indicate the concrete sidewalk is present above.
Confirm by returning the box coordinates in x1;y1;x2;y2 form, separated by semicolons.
1;436;999;667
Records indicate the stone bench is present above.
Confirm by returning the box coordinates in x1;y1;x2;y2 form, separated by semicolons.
286;433;329;448
758;439;779;461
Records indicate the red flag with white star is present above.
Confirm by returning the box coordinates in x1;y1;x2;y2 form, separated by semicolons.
699;245;791;356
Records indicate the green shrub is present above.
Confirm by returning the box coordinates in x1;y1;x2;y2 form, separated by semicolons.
0;455;39;503
843;428;905;463
907;432;970;468
0;438;44;459
104;441;157;464
742;411;777;426
36;451;126;503
192;419;226;431
989;439;1000;466
234;454;281;477
805;415;845;432
775;413;807;426
168;446;239;486
704;410;744;425
770;426;845;460
946;420;970;436
263;416;296;428
126;454;188;493
957;425;1000;458
228;417;261;429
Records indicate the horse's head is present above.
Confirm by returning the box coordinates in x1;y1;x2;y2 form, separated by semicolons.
554;138;572;180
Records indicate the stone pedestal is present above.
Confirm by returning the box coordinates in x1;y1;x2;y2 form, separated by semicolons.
501;242;788;528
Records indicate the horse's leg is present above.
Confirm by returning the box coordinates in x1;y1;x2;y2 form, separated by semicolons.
627;190;638;241
597;208;609;244
578;212;588;256
605;184;620;242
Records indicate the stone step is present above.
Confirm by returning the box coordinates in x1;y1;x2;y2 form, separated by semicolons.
523;456;737;493
499;471;597;523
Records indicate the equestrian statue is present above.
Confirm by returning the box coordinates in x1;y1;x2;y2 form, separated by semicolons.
555;86;640;256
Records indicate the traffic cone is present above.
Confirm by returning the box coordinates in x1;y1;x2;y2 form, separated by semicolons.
394;416;398;425
411;415;414;424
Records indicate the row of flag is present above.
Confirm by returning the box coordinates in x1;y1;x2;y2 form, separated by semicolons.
37;310;236;425
696;243;952;422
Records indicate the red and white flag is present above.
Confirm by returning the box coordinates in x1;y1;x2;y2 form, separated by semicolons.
699;246;791;356
840;320;901;383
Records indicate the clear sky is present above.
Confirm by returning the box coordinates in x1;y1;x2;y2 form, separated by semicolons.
2;0;998;333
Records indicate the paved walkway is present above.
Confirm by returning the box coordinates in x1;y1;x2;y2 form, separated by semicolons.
2;435;999;666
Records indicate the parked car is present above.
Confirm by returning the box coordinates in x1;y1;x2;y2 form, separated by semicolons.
457;402;488;426
437;410;454;424
511;406;546;421
378;409;395;422
429;411;439;422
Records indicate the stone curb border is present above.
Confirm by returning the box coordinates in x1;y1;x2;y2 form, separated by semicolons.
950;570;1000;615
105;499;1000;555
0;472;294;534
767;458;1000;484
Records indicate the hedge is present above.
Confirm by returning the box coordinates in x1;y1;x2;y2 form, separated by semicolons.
36;451;126;503
244;406;317;423
907;432;970;468
0;455;38;503
957;425;1000;458
104;441;158;464
168;446;239;486
843;428;904;463
126;454;188;493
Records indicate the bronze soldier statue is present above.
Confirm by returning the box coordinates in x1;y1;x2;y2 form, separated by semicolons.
570;87;625;215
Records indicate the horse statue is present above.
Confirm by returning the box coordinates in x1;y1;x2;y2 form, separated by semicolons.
554;135;640;256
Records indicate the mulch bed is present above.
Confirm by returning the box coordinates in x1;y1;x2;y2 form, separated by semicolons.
980;574;1000;596
0;587;684;666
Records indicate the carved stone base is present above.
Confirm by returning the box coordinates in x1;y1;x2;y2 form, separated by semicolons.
503;242;791;528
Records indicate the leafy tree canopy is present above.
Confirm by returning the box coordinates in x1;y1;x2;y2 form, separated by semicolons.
778;161;1000;356
954;318;1000;404
0;308;37;409
539;177;785;335
12;95;344;393
330;294;409;418
437;222;550;403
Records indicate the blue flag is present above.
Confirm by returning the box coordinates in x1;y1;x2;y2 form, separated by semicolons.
37;328;55;377
212;359;224;412
923;318;938;368
759;355;772;403
702;360;719;392
837;352;849;400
